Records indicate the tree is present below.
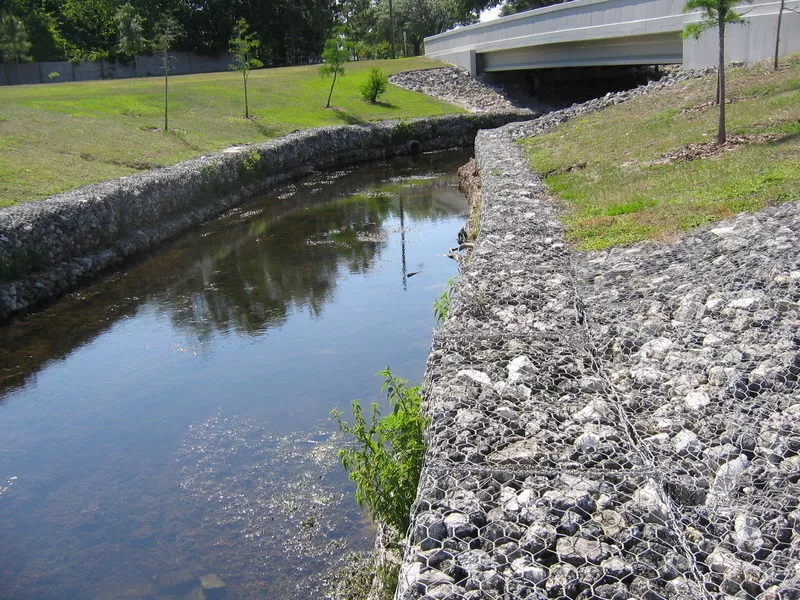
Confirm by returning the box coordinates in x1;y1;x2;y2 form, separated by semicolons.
772;0;797;70
228;18;263;119
115;4;147;58
0;13;31;80
681;0;751;144
154;16;181;131
360;67;388;103
319;29;349;109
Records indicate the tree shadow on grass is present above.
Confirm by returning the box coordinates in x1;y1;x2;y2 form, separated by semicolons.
329;108;367;126
168;129;203;152
247;117;277;138
369;100;398;109
762;131;800;147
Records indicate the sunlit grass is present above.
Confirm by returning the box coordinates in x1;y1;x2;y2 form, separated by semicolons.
521;55;800;250
0;58;459;207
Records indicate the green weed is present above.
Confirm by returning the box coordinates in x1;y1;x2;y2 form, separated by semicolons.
331;368;426;533
433;276;458;326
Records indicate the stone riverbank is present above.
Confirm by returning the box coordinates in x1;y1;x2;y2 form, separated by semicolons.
0;112;530;321
396;76;800;599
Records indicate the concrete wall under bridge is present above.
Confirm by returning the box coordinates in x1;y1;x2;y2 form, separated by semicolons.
424;0;800;75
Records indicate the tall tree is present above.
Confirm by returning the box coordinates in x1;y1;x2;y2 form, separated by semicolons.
0;13;31;80
681;0;751;144
229;18;263;119
319;28;349;108
115;4;147;58
153;15;181;132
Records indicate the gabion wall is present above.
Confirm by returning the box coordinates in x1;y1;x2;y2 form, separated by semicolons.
396;113;800;598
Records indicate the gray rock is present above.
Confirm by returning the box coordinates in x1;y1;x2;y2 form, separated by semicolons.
510;557;547;584
487;438;543;464
541;489;597;516
545;564;580;598
556;537;613;566
519;521;557;555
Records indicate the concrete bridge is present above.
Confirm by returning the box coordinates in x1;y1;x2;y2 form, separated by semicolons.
424;0;799;75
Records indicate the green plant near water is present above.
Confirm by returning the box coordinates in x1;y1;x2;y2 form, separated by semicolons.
332;368;426;533
433;276;458;326
239;149;262;178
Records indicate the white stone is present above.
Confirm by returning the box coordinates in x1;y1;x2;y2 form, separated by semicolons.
572;399;608;424
639;337;674;358
728;296;760;310
707;455;749;506
685;390;711;410
673;429;702;455
507;355;534;383
456;369;492;386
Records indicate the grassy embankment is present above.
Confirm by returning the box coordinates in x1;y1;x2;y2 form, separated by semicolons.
0;57;459;208
522;56;800;250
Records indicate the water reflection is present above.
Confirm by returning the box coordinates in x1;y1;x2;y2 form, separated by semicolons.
0;149;469;599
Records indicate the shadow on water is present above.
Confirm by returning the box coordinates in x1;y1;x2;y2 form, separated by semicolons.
0;148;470;600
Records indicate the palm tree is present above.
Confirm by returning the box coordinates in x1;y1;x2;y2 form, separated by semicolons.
681;0;752;144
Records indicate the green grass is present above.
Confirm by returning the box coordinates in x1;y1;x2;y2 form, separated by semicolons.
0;58;461;207
521;55;800;250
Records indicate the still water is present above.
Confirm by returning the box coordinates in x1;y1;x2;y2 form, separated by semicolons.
0;149;470;599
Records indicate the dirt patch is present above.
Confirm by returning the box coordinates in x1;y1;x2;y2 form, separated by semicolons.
680;96;747;113
652;134;781;164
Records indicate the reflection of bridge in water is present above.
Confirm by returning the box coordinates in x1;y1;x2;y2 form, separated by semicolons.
425;0;799;76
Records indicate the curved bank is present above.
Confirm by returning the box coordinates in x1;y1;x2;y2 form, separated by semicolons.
0;113;528;321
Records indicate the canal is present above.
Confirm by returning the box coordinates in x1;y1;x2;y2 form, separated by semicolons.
0;148;470;599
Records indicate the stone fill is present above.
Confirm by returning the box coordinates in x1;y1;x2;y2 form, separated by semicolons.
390;67;534;114
397;77;799;599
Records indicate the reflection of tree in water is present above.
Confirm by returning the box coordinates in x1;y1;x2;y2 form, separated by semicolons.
0;150;469;398
160;192;404;338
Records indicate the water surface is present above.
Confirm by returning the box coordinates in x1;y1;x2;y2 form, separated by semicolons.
0;149;469;599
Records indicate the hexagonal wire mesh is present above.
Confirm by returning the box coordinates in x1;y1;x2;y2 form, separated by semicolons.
394;123;800;600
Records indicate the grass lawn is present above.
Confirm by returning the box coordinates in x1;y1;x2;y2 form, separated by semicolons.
0;57;460;207
522;55;800;250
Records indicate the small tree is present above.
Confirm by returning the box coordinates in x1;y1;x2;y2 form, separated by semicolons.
0;14;31;81
319;30;349;109
153;16;181;131
681;0;751;144
229;18;263;119
772;0;797;70
360;67;388;103
115;4;148;59
773;0;785;70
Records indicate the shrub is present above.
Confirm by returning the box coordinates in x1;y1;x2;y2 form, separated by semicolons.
332;369;426;533
433;276;458;325
360;68;389;103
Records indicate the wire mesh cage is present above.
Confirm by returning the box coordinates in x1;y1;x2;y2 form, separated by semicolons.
395;121;800;600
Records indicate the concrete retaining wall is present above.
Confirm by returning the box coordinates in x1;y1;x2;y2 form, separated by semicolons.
0;112;529;321
0;52;234;86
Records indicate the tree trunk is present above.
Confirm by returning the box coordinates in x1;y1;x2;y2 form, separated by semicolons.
244;72;249;118
326;70;337;108
717;18;726;145
389;0;396;59
774;0;785;70
164;47;169;131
